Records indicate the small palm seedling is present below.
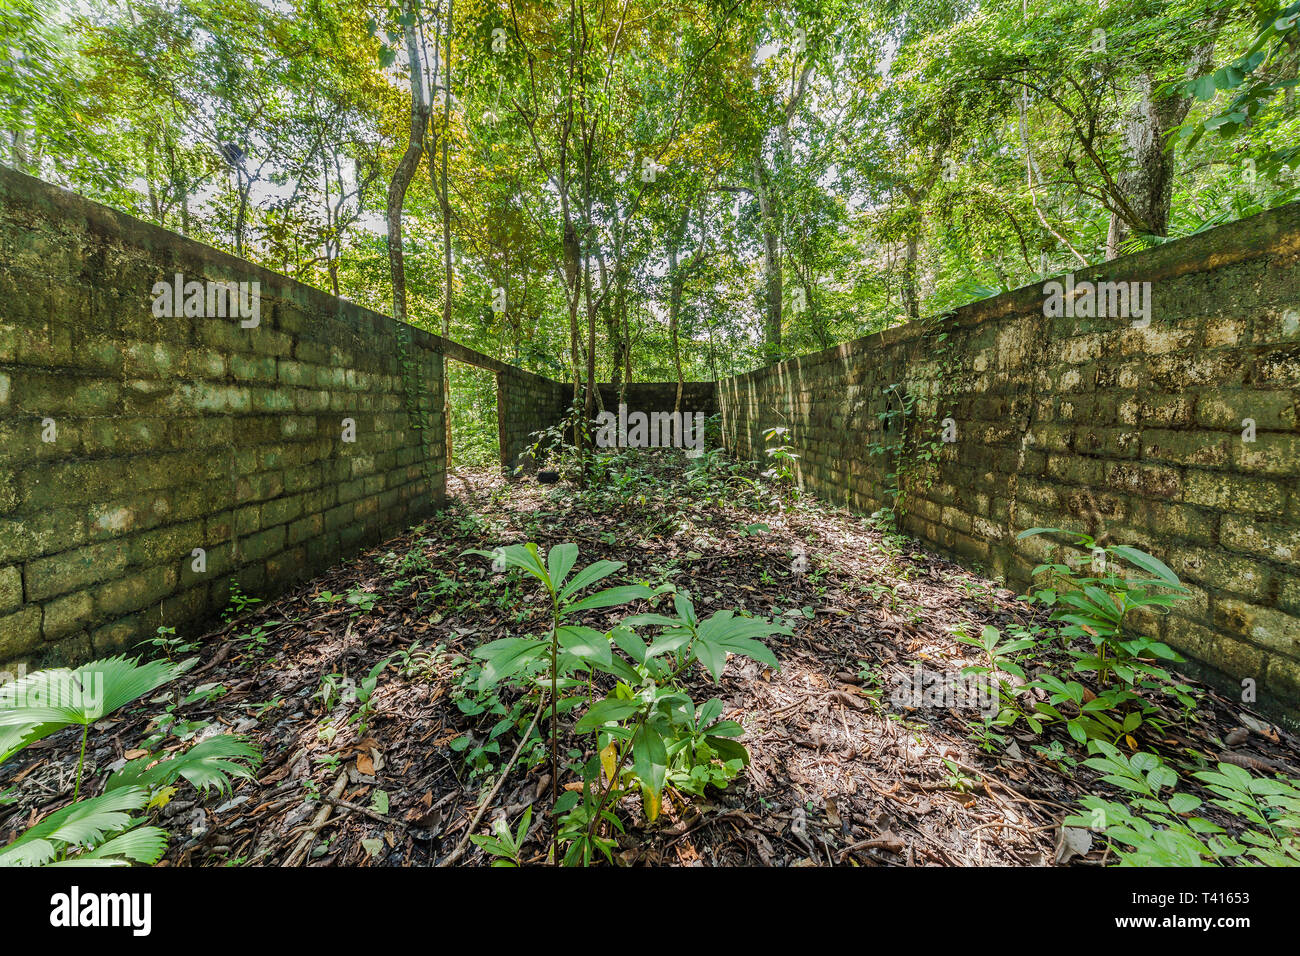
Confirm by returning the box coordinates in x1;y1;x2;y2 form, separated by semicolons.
0;656;260;866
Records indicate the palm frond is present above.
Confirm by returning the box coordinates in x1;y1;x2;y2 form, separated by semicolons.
0;787;151;867
108;734;261;797
0;657;178;762
50;826;169;866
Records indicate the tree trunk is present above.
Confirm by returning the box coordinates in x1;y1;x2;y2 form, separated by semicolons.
668;243;685;414
439;1;455;468
1106;42;1217;259
901;232;919;321
753;153;782;363
385;14;430;325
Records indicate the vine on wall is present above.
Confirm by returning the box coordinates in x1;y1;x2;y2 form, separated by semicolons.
867;311;958;529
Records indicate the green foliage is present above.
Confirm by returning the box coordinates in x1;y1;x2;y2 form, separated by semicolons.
0;656;260;866
1014;528;1197;746
106;736;260;798
5;0;1285;397
465;542;788;865
1066;741;1300;866
469;806;533;867
1180;2;1300;171
760;426;800;494
223;584;261;621
139;624;198;661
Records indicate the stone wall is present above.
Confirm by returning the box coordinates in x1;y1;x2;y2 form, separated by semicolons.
718;201;1300;724
0;168;445;670
497;368;571;473
597;382;718;419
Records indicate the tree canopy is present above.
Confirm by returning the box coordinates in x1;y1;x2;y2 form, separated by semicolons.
4;0;1297;389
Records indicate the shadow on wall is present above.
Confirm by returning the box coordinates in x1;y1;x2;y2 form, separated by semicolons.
718;199;1300;726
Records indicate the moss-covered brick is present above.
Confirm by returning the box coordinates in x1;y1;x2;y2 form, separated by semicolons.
230;353;278;382
1214;599;1300;657
125;521;205;568
123;340;184;378
178;382;251;413
0;606;43;657
25;541;129;601
241;526;285;562
95;566;177;618
1183;470;1287;514
714;201;1300;724
0;565;21;613
43;589;96;639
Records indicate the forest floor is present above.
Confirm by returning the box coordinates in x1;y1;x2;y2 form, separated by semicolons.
4;453;1298;866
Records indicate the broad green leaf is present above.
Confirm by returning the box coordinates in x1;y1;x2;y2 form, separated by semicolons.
575;698;642;732
546;543;579;592
611;626;647;664
558;560;625;603
472;638;548;689
561;585;654;618
1109;546;1180;587
555;626;612;667
0;657;179;762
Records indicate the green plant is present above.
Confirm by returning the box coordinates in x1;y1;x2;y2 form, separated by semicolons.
760;425;799;493
1066;741;1300;866
466;543;789;865
139;625;197;661
314;673;349;714
0;656;259;866
463;542;655;838
854;661;884;711
349;657;389;736
940;757;979;794
952;623;1041;741
470;806;533;866
223;584;261;621
345;587;380;615
520;400;592;481
1016;528;1197;747
235;620;280;653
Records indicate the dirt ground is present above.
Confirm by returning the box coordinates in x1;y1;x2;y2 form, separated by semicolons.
3;454;1297;866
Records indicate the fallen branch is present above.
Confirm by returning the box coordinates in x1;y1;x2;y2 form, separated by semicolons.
436;701;544;867
283;770;349;867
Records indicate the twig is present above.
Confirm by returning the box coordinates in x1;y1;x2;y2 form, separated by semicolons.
283;770;349;866
318;795;413;829
436;701;544;866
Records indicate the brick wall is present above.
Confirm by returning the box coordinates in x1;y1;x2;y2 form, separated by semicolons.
0;168;445;669
497;367;570;473
598;382;718;419
719;201;1300;725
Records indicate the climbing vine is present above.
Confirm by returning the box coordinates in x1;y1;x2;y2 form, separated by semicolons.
867;311;959;529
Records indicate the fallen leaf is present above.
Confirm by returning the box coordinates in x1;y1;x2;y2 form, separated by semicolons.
1054;825;1092;865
